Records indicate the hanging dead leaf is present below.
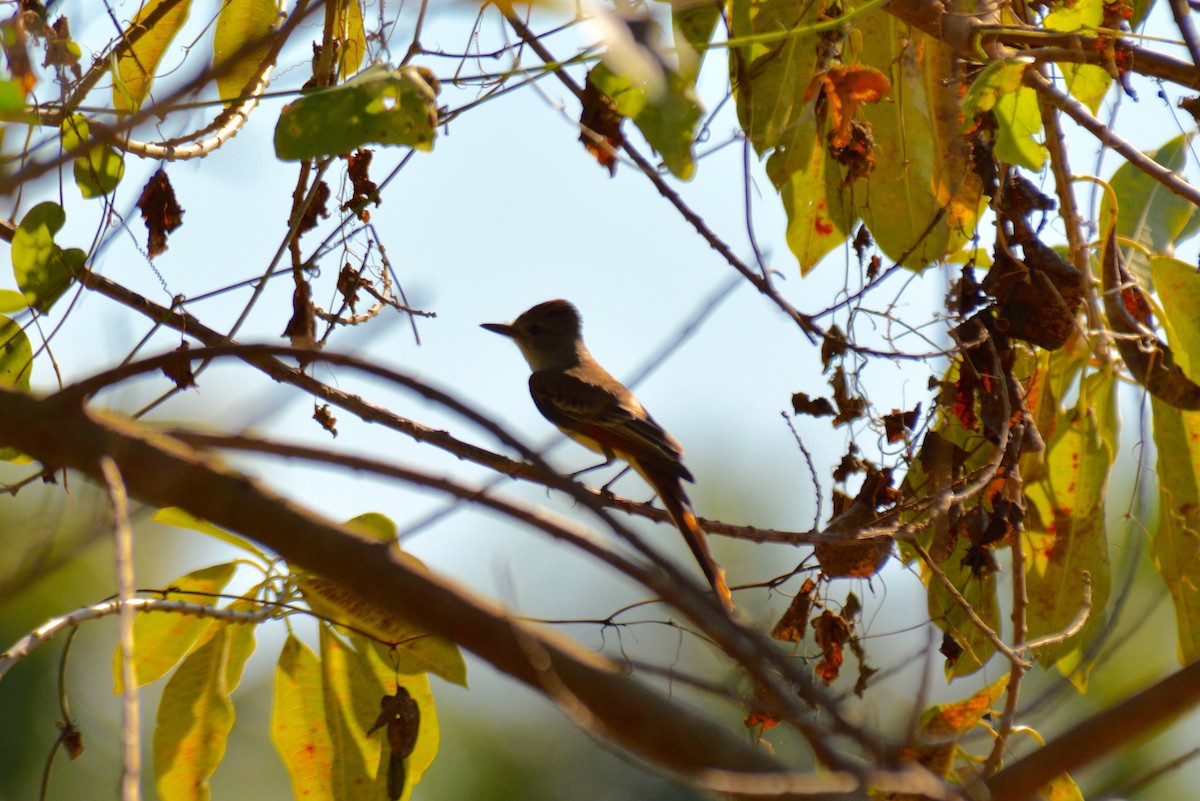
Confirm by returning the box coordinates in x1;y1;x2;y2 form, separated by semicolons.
45;16;81;79
313;403;338;437
297;180;331;235
830;365;867;426
341;148;379;219
336;263;365;313
852;225;873;265
832;446;864;483
813;609;850;683
160;341;196;390
940;631;963;667
820;324;847;369
1101;226;1200;409
771;577;817;643
58;719;83;759
744;683;783;732
136;169;185;258
810;65;891;149
579;73;623;176
283;279;316;350
369;688;420;801
985;237;1083;350
883;404;920;443
791;392;835;418
815;535;892;579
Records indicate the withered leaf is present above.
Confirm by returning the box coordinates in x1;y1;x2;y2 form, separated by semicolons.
771;577;817;643
883;404;920;443
820;324;847;370
744;683;782;732
579;73;623;176
59;720;84;759
852;224;873;265
313;403;338;437
792;392;835;418
341;148;379;219
160;341;196;390
1101;226;1200;409
940;631;963;667
136;169;185;258
813;609;850;683
297;180;331;235
830;365;867;426
369;688;420;801
283;279;316;350
814;536;892;579
336;263;364;313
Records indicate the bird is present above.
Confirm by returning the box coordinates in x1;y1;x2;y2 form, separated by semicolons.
481;299;733;610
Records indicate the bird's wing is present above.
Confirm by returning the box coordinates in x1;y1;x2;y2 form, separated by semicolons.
529;368;693;483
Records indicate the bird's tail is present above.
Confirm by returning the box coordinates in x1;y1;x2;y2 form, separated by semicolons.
643;469;733;610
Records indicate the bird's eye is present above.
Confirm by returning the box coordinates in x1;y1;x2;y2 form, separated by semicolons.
528;324;543;335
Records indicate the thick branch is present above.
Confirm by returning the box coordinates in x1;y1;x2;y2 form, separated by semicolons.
984;657;1200;801
0;386;790;784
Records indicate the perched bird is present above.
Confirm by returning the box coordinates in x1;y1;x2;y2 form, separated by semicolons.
482;299;732;610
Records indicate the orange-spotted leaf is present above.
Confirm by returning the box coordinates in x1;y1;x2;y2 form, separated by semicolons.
812;609;850;683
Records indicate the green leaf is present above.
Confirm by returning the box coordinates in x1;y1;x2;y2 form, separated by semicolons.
1151;403;1200;664
0;313;32;461
1045;0;1110;113
152;506;268;560
0;314;32;391
319;625;382;800
113;0;194;112
297;554;468;687
961;59;1029;122
354;635;440;797
213;0;277;104
855;16;984;268
153;620;252;801
993;85;1046;171
112;562;238;693
274;65;440;160
273;635;335;801
1111;134;1197;276
334;0;367;80
926;540;999;678
0;289;27;313
1152;255;1200;379
961;58;1045;169
673;0;721;83
1023;371;1115;689
346;512;398;542
1037;772;1085;801
61;115;125;198
769;126;857;274
0;77;25;112
588;63;702;180
12;202;83;313
730;0;823;158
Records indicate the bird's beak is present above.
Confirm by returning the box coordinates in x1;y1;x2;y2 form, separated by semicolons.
480;322;516;338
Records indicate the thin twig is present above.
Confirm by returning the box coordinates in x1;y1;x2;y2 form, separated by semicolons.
910;541;1030;669
1026;70;1200;207
100;457;140;801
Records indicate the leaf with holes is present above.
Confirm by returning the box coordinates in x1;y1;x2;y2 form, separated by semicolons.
275;65;440;160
